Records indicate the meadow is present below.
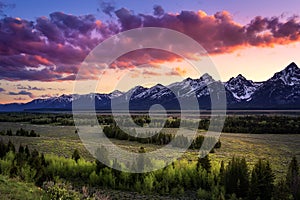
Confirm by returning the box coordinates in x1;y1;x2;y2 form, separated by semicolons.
0;114;299;199
0;120;299;180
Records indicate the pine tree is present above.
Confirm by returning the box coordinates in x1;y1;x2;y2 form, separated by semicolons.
286;156;300;200
249;159;275;200
72;149;80;163
137;147;146;172
18;145;25;154
7;140;15;153
224;157;249;198
197;154;211;173
0;140;6;158
273;179;293;200
219;160;225;185
6;129;12;136
24;145;30;158
95;146;110;173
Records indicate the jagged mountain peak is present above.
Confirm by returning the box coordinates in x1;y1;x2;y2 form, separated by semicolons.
109;90;124;98
225;74;259;101
236;74;246;80
199;73;214;83
152;83;165;88
1;62;300;111
269;62;300;86
285;62;298;70
227;74;253;86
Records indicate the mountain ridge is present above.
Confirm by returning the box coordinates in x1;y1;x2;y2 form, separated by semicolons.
1;62;300;111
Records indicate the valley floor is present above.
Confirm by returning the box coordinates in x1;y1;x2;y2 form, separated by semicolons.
0;122;299;180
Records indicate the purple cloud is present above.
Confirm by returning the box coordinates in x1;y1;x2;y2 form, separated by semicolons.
15;84;45;91
8;90;35;98
0;7;300;82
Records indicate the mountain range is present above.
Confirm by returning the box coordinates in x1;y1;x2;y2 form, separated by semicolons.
1;62;300;112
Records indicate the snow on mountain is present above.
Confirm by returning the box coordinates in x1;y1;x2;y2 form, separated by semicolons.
108;90;124;99
1;62;300;111
167;73;215;98
246;62;300;108
269;62;300;86
123;86;147;100
225;74;262;101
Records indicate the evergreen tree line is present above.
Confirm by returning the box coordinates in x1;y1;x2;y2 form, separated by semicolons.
222;116;300;134
100;115;300;134
103;125;221;150
1;113;300;134
0;128;40;137
0;113;74;125
0;140;299;199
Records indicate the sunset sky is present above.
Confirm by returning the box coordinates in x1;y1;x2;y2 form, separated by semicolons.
1;0;300;103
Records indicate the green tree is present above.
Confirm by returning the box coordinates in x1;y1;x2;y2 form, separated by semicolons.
219;160;225;185
286;156;300;200
71;149;80;163
6;129;12;136
137;147;146;172
249;159;275;200
273;179;293;200
95;146;110;173
7;140;15;153
224;157;249;198
197;154;211;173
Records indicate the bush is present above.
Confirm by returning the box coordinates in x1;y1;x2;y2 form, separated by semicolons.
43;181;80;200
197;188;211;200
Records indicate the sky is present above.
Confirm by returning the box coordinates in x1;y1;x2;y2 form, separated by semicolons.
0;0;300;103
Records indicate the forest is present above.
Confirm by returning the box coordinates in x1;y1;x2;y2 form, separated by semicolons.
0;140;299;200
102;124;221;150
0;113;300;134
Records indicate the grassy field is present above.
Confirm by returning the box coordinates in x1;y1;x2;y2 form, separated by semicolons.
0;121;299;180
0;175;49;200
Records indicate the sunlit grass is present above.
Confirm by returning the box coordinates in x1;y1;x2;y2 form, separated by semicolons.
0;122;299;180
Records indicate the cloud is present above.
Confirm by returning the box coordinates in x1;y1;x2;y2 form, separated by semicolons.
110;49;182;69
0;87;5;92
116;8;300;54
166;67;187;76
0;7;300;82
142;69;161;77
153;5;164;16
38;94;59;98
0;12;120;81
13;97;27;101
115;8;142;30
8;90;35;98
16;85;45;91
0;1;15;16
98;0;115;17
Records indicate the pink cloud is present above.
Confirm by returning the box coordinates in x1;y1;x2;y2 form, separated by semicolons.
0;7;300;81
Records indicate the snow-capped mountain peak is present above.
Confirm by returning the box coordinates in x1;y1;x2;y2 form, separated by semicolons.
109;90;124;99
1;62;300;112
269;62;300;86
199;73;214;84
225;74;260;101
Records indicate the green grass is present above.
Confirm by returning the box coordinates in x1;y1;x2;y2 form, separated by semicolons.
0;121;299;180
0;175;49;200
